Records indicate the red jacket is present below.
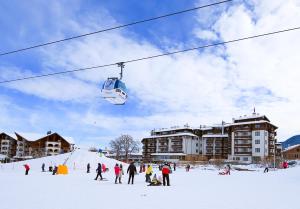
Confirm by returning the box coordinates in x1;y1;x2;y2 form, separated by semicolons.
162;165;170;175
114;166;120;175
24;164;30;171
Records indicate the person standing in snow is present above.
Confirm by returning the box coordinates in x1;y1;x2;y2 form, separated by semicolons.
173;162;176;171
87;163;90;173
145;164;153;183
95;163;103;180
162;163;171;186
114;164;121;184
119;164;124;183
102;163;106;173
24;164;30;175
127;161;137;184
227;164;231;175
142;164;146;172
42;163;45;172
139;163;143;173
186;164;190;172
52;166;58;175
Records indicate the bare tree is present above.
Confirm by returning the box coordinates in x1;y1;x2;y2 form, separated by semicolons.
109;135;140;162
109;138;122;160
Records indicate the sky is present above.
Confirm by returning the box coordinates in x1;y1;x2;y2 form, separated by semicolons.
0;0;300;148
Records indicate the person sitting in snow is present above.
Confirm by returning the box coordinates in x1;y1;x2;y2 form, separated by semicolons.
148;174;162;186
219;166;230;175
52;166;58;175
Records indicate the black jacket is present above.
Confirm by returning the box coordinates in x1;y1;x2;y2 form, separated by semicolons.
96;164;102;174
127;163;137;174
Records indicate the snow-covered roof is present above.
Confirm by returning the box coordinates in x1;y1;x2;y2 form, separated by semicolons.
16;132;46;141
15;132;74;144
150;153;186;156
152;126;193;133
282;144;300;152
226;120;275;127
202;134;228;138
233;113;265;120
0;132;16;139
145;132;198;139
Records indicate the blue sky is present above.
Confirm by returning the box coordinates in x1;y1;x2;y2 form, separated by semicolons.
1;0;300;147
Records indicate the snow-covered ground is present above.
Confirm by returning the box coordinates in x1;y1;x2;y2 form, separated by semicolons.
0;150;298;209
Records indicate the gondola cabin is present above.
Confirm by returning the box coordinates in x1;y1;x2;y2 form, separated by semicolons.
101;78;128;105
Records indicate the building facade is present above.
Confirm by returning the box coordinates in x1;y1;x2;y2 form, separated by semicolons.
0;133;17;158
141;112;278;163
142;126;201;162
282;144;300;160
0;132;74;161
227;114;277;163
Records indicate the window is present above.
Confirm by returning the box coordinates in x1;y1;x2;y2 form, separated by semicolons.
255;124;261;128
196;149;198;153
236;157;240;161
196;143;198;147
255;140;260;144
255;131;260;136
255;148;260;153
243;157;248;161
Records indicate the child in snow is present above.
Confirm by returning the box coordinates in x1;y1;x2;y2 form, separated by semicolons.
148;174;162;186
114;164;121;184
42;163;45;172
24;164;30;175
118;164;124;183
87;163;90;173
102;164;106;173
186;164;190;172
145;165;153;183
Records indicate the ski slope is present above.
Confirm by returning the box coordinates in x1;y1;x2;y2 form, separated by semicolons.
0;149;126;173
0;150;299;209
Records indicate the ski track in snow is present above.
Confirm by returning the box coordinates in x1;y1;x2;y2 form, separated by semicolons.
0;150;298;209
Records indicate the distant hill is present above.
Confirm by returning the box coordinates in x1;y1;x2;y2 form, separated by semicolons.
282;135;300;149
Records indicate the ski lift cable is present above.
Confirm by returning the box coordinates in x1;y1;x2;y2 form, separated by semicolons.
0;0;232;57
0;26;299;84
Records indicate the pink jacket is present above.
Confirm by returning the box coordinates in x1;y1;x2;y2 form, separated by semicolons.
114;166;120;176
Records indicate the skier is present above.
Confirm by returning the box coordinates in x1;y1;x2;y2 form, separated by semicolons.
114;164;121;184
95;163;103;180
41;163;45;172
173;162;176;171
145;164;153;183
24;164;30;175
119;164;124;183
87;163;90;173
127;161;137;184
162;163;171;186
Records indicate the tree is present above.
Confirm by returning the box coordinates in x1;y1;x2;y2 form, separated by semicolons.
109;138;122;160
109;135;140;162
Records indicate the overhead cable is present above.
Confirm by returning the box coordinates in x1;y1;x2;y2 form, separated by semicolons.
0;26;299;84
0;0;232;57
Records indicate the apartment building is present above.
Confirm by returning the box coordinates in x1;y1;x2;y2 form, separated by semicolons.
0;133;17;158
142;126;200;162
227;113;277;163
141;112;278;163
0;132;74;161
